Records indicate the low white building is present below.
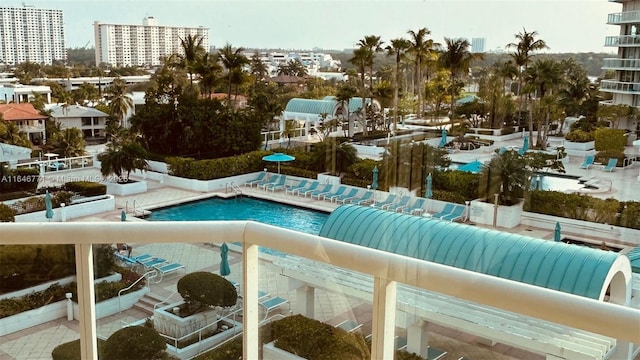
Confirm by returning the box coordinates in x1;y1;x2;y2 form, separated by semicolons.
48;104;109;142
0;84;52;104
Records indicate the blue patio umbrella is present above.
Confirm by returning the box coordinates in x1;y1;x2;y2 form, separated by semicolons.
425;173;433;199
457;160;483;174
522;136;529;152
45;190;54;221
371;166;379;190
220;243;231;277
554;222;562;242
262;153;295;174
438;129;448;148
121;210;127;222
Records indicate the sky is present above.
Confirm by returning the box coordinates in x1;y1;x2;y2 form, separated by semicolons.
10;0;621;53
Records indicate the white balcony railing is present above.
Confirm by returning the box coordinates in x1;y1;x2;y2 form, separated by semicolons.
602;58;640;70
605;35;640;47
2;222;640;360
608;11;640;24
600;79;640;94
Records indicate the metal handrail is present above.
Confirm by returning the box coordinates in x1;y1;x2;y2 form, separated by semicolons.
117;270;155;312
159;307;244;350
153;289;180;310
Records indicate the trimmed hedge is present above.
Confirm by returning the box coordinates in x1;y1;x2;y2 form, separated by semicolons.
595;150;624;167
103;326;166;360
166;150;272;180
594;128;626;152
64;181;107;197
52;339;106;360
565;129;595;143
177;272;237;309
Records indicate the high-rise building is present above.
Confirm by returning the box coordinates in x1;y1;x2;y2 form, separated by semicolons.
471;37;486;53
94;17;209;67
0;4;66;65
601;0;640;133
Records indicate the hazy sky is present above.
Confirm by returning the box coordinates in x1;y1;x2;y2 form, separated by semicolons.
11;0;621;53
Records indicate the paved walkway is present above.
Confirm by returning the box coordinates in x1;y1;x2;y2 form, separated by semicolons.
2;139;640;359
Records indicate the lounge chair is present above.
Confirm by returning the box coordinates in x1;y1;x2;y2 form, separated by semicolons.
335;320;362;333
403;198;427;216
372;194;398;210
324;185;347;201
334;188;360;204
264;175;287;192
579;155;595;169
427;347;448;360
258;174;282;190
136;256;166;270
298;181;320;197
354;191;374;205
151;262;186;283
391;196;412;212
602;158;617;172
260;296;290;320
285;179;309;195
439;205;466;222
431;203;455;219
309;184;333;200
244;172;268;188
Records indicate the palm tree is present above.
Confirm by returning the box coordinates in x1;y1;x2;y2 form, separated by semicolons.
46;128;86;157
179;34;206;85
439;38;483;122
479;150;530;206
98;131;148;183
0;119;31;148
250;51;269;83
507;28;548;145
526;58;562;148
407;28;436;117
358;35;385;130
385;38;410;131
218;43;249;102
335;83;358;138
350;47;371;136
195;53;222;97
106;78;133;127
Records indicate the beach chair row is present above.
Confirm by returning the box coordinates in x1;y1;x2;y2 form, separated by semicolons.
288;180;376;204
372;195;466;222
115;253;186;283
245;173;289;192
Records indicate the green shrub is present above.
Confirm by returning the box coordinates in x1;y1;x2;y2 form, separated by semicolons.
0;245;75;293
564;129;595;143
0;283;75;318
103;326;166;360
177;272;237;310
64;181;107;197
594;128;626;152
271;314;370;360
0;204;15;222
500;126;515;135
433;171;479;201
595;150;624;167
477;129;494;136
166;150;271;180
51;339;106;360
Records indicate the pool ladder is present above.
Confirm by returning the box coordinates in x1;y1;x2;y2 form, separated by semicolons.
227;182;242;198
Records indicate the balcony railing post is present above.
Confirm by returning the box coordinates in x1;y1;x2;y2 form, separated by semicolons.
242;243;260;360
370;277;397;360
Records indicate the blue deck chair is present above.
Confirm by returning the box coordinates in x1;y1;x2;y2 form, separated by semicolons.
310;185;334;200
299;182;321;197
335;320;363;333
151;262;186;283
439;205;466;222
579;155;595;169
602;158;617;172
285;179;309;195
324;185;347;201
373;194;398;210
391;196;412;212
264;175;287;192
403;198;427;215
260;296;290;320
244;172;268;187
258;174;282;190
334;188;360;204
431;203;456;219
354;191;374;205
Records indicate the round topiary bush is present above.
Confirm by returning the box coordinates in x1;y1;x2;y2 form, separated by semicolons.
51;339;106;360
103;326;166;360
177;272;237;311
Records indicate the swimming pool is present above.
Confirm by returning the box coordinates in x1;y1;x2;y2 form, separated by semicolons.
533;174;590;192
146;196;329;235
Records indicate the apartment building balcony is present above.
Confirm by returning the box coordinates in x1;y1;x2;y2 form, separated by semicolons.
608;10;640;24
605;35;640;47
600;79;640;94
602;58;640;70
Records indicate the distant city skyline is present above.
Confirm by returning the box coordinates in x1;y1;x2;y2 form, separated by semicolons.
6;0;621;54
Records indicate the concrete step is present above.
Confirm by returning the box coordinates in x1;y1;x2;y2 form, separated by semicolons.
133;301;154;315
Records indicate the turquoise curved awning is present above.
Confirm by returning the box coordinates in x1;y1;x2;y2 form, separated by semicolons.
284;98;338;116
319;205;620;299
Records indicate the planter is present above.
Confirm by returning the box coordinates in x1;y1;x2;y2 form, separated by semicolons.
317;173;341;186
73;286;148;320
154;302;220;339
563;140;594;151
0;300;67;337
263;341;306;360
469;198;524;229
165;318;242;360
105;180;147;196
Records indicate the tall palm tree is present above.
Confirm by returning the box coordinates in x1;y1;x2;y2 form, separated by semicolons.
98;129;148;183
525;58;562;149
336;83;358;137
385;38;410;131
407;28;435;117
196;53;222;97
106;78;133;127
218;43;249;102
179;35;206;85
0;119;31;148
507;28;548;145
439;38;483;122
358;35;385;130
349;47;371;136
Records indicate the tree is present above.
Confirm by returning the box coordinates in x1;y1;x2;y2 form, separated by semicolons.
178;34;206;85
73;82;100;105
407;28;436;117
278;59;308;77
0;118;32;148
105;78;133;127
218;43;249;102
349;47;371;136
479;150;531;205
195;53;222;97
45;128;86;157
250;51;269;82
525;58;562;148
335;83;358;137
248;82;285;149
358;35;385;130
439;38;483;122
385;38;410;131
98;130;148;183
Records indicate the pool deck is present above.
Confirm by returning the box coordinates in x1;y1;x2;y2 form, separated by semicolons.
2;140;640;359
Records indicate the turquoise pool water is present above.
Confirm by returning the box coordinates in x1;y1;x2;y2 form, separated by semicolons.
146;196;329;235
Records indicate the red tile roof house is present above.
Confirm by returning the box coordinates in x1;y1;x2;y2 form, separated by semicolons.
0;103;48;145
